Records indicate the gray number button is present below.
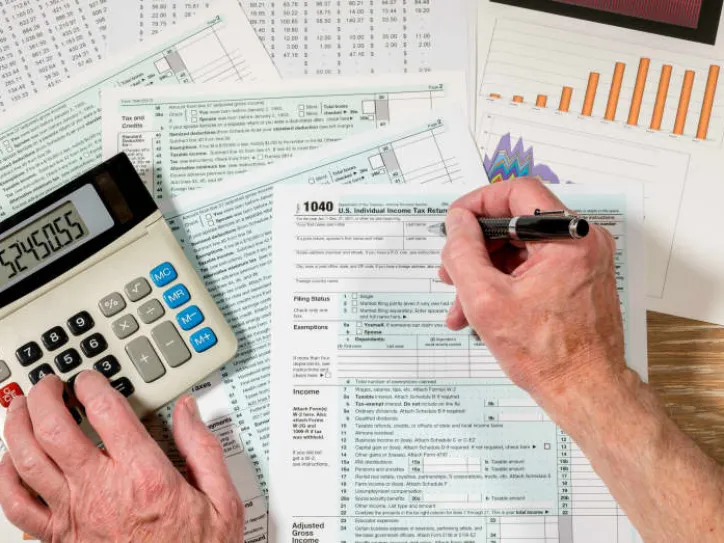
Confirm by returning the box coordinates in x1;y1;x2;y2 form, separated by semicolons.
138;299;165;324
99;293;126;318
151;322;191;368
0;360;10;383
112;314;139;340
125;337;166;383
125;278;152;302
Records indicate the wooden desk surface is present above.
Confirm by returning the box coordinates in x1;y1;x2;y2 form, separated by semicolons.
648;312;724;463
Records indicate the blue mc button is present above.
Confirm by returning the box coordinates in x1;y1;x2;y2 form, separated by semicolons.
163;284;191;309
177;305;205;331
150;262;177;287
190;328;217;353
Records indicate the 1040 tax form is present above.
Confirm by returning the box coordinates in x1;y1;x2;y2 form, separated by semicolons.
269;184;647;543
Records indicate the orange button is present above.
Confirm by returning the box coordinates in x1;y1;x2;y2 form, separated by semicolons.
0;382;23;408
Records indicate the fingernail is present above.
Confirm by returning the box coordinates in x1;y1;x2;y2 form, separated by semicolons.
8;395;26;413
184;396;201;421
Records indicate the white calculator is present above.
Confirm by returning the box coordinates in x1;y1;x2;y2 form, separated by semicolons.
0;154;237;442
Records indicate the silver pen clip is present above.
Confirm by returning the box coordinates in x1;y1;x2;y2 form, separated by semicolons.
534;209;571;217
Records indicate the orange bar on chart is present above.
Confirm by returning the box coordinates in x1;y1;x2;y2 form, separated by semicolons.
697;65;720;140
536;94;548;107
582;72;600;116
651;65;672;130
628;58;650;126
674;70;695;135
559;86;573;112
513;95;524;103
490;93;501;99
605;62;626;121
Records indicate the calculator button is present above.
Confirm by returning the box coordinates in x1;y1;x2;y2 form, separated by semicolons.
42;326;69;351
112;314;139;340
0;383;23;408
150;262;178;288
99;293;126;318
177;305;204;331
125;337;166;383
0;361;10;384
138;299;165;324
151;322;191;368
16;342;42;367
54;349;82;373
93;355;121;379
68;311;95;336
163;284;190;309
66;373;80;393
189;328;218;353
81;333;108;358
125;278;152;302
29;364;55;385
111;377;135;398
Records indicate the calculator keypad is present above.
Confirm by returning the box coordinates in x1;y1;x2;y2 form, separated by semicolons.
55;349;83;373
2;261;222;411
42;327;69;351
16;342;43;367
29;364;55;385
81;334;108;358
68;311;95;336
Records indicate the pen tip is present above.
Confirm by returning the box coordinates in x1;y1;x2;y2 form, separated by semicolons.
428;223;446;237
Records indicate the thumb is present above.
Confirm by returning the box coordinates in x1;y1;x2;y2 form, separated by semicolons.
172;395;242;517
441;208;509;305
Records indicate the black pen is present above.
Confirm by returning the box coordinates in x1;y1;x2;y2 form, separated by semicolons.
428;210;590;241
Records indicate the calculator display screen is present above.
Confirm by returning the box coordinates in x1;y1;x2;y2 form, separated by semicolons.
0;202;89;288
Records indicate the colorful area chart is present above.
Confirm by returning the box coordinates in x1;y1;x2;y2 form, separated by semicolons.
484;134;563;184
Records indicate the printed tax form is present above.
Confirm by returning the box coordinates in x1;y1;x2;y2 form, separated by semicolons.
101;73;467;199
0;0;108;111
0;0;277;221
269;184;647;543
161;114;480;508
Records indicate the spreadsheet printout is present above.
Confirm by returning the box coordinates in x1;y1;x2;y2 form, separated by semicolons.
268;184;647;543
163;115;479;494
105;0;477;88
0;0;277;221
0;0;108;112
100;72;467;199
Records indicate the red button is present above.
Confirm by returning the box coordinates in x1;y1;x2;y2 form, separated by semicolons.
0;383;23;408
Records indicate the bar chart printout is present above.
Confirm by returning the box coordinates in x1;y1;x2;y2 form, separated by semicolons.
488;56;721;140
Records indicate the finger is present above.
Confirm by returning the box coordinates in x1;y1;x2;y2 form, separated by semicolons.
26;375;102;475
446;297;468;331
451;178;568;219
172;396;241;518
3;396;67;506
74;371;165;463
490;244;530;275
441;208;510;304
0;454;52;540
438;266;452;285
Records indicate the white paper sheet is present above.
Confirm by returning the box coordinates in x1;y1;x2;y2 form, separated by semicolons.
476;0;724;325
101;72;467;199
0;0;277;221
0;0;108;112
104;0;478;111
268;182;646;543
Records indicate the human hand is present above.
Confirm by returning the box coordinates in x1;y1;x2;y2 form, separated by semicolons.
440;179;627;407
0;371;244;542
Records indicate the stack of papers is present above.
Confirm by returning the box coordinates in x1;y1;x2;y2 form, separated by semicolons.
10;0;724;540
